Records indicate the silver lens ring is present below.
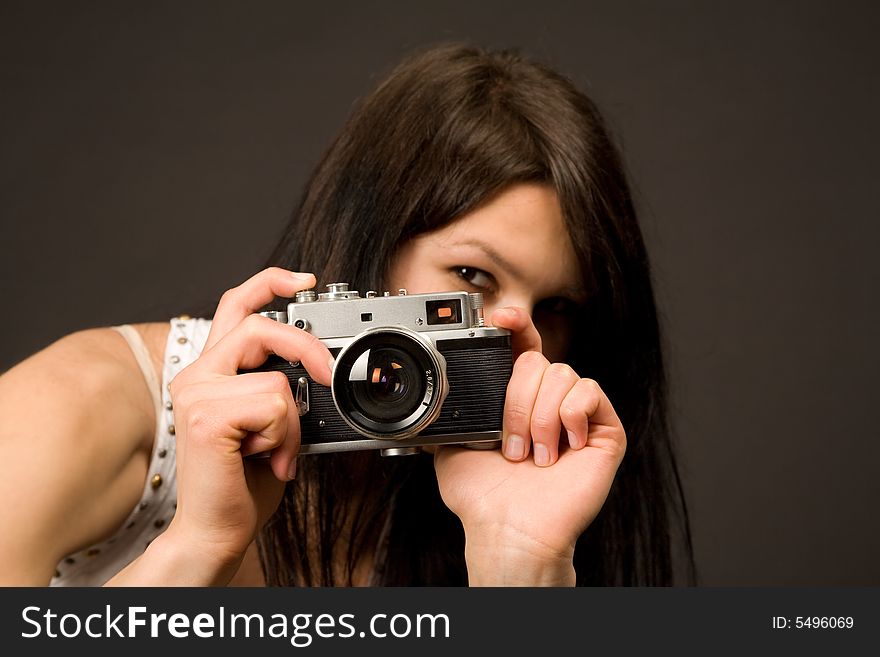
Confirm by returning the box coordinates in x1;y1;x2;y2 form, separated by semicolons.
331;326;448;440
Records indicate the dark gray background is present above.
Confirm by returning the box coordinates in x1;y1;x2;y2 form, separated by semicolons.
1;0;877;585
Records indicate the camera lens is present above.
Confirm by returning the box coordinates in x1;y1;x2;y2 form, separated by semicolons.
348;347;422;423
332;328;447;439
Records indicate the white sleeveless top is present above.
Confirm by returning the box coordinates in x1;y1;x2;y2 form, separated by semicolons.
50;317;212;586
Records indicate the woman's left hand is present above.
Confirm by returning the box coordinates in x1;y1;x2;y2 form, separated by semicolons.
433;306;626;586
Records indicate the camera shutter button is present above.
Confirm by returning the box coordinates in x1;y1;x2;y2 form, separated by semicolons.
320;282;360;301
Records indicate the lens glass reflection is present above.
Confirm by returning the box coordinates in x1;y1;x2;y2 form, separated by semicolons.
347;346;425;423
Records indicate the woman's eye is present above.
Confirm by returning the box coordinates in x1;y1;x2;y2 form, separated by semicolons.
453;266;495;292
536;296;578;315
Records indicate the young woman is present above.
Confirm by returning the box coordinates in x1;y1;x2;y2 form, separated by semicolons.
0;44;693;586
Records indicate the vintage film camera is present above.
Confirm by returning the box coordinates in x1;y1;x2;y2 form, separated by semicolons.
251;283;512;456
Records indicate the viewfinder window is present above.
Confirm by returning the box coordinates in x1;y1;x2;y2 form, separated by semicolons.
426;299;462;325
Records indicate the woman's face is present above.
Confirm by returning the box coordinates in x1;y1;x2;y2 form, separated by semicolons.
388;183;587;363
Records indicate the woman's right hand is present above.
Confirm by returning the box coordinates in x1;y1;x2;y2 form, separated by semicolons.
113;268;333;585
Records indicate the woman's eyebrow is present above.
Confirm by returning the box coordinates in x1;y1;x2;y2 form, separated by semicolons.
452;238;588;301
453;239;527;284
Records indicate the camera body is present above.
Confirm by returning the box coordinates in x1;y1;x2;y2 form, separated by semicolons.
251;284;512;456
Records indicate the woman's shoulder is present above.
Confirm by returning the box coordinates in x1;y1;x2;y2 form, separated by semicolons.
3;324;161;413
41;318;213;438
46;319;205;383
40;322;168;376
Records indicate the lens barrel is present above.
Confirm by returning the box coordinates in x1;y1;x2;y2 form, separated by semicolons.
332;327;447;439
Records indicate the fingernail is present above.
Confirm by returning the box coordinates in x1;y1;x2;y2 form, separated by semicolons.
567;430;583;450
327;355;336;374
287;459;298;481
504;434;525;460
534;443;550;466
497;307;517;318
292;272;314;281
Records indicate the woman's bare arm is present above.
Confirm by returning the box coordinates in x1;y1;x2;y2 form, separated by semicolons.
0;324;168;584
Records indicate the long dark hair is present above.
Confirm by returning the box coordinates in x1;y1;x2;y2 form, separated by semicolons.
258;44;695;586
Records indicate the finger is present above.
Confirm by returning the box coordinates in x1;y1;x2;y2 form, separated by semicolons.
198;314;333;386
267;390;302;482
559;378;592;450
184;392;290;455
489;306;542;360
565;378;626;459
530;363;579;466
205;268;317;350
172;370;294;410
502;350;549;461
577;378;624;430
172;369;302;482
